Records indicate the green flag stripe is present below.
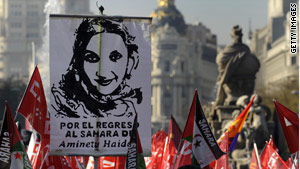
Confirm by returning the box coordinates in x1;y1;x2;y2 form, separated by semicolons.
10;141;23;152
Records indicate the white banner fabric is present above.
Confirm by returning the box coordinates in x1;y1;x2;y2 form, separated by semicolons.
49;16;151;156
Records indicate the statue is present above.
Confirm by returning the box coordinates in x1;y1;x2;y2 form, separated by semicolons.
215;25;260;106
248;94;271;149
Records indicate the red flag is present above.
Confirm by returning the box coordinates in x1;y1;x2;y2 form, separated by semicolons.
17;66;48;138
169;115;182;150
274;100;299;154
285;154;299;169
173;139;193;168
161;116;182;169
286;157;293;169
145;130;167;169
260;142;289;169
65;156;83;169
181;91;198;140
218;96;255;151
0;102;33;169
174;90;224;168
249;147;259;169
30;111;51;169
86;156;94;169
161;136;177;169
268;136;279;152
26;130;40;165
101;156;115;169
214;131;229;169
172;90;197;168
115;156;126;169
32;139;49;169
40;153;73;169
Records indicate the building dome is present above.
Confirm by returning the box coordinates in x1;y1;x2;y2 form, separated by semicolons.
151;0;187;35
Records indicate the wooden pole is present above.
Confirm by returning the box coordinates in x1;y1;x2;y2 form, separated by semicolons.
254;142;262;169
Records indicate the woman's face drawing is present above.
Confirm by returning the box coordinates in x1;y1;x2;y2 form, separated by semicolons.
84;32;128;95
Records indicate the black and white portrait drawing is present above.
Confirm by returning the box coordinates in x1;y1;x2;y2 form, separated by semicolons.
49;16;151;156
51;18;145;118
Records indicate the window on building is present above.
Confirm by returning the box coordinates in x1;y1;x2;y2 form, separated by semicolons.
27;23;39;29
10;32;22;38
0;25;5;37
26;33;39;38
158;44;177;50
291;56;297;65
10;11;22;16
181;86;186;97
165;60;170;72
181;61;184;72
27;4;38;9
164;85;172;98
27;10;39;17
11;22;22;28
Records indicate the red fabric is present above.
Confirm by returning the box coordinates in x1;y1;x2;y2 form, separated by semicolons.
214;131;229;169
274;100;299;154
5;102;23;148
86;156;94;169
181;91;198;139
285;157;293;169
218;96;255;150
161;136;177;169
30;111;51;169
84;156;90;167
145;130;167;169
40;154;73;169
268;136;279;152
260;142;289;169
169;115;182;149
115;156;126;169
32;139;49;169
173;140;192;169
160;116;183;169
27;131;40;165
286;153;299;169
17;67;48;138
249;148;259;169
65;156;83;169
100;156;115;169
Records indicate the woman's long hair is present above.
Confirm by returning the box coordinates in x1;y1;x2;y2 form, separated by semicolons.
51;18;142;118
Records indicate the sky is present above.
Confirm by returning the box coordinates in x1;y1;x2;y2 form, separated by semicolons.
89;0;268;45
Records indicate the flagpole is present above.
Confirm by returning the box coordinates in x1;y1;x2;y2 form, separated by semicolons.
93;5;103;169
253;142;262;169
290;152;297;169
94;156;99;169
172;138;183;169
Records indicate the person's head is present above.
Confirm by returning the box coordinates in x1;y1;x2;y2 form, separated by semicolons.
231;25;243;43
70;18;139;95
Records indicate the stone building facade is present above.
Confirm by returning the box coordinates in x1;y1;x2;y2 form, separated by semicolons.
250;0;298;89
0;0;47;81
151;0;218;132
0;0;91;82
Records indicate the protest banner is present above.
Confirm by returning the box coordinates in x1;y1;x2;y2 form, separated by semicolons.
49;15;151;156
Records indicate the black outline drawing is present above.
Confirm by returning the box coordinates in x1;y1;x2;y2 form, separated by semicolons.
51;18;143;118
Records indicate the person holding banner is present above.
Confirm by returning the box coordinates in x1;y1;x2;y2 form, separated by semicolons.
51;18;143;119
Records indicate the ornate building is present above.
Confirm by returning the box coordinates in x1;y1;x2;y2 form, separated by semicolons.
61;0;91;14
0;0;91;82
151;0;218;132
250;0;298;91
0;0;47;81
